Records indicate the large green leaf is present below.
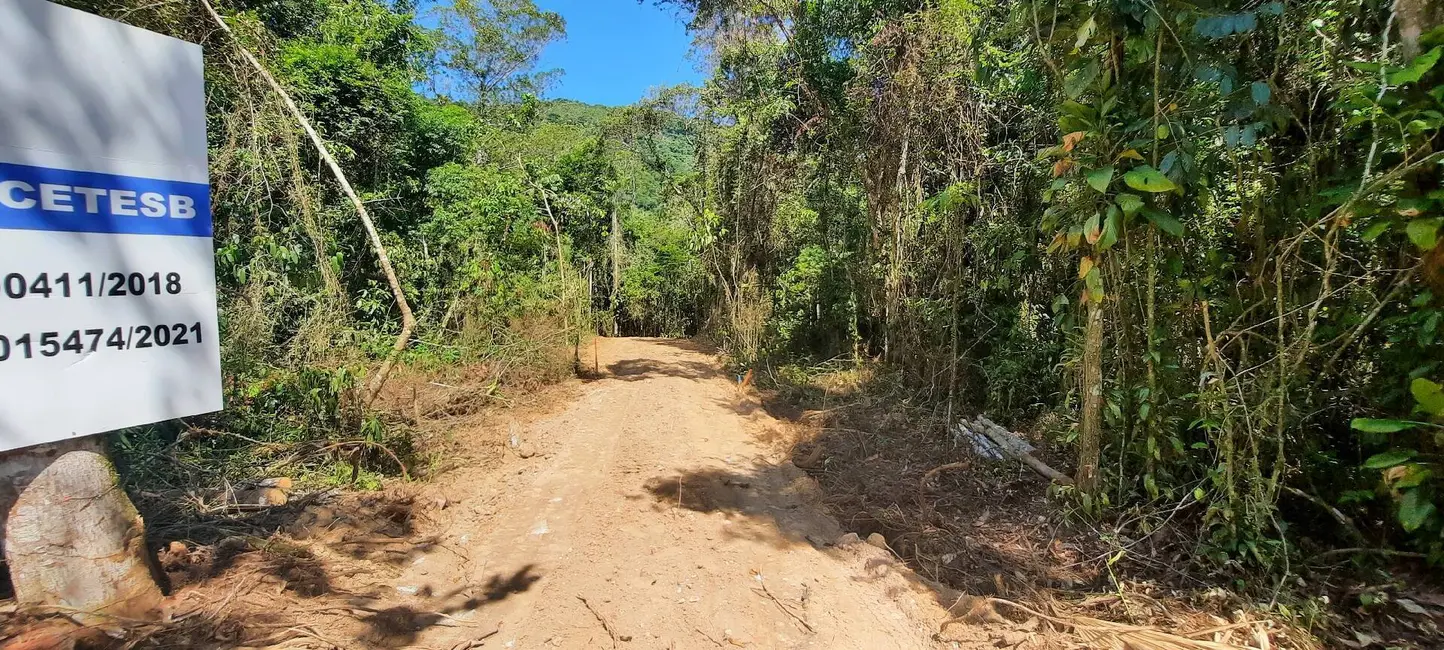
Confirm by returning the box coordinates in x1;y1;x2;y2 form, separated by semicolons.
1086;166;1114;192
1194;12;1258;39
1351;418;1417;433
1065;60;1101;99
1099;94;1117;117
1084;266;1104;303
1411;377;1444;415
1224;125;1241;149
1115;193;1143;216
1074;16;1096;50
1406;218;1442;250
1251;81;1271;105
1364;449;1419;469
1142;207;1183;237
1361;220;1391;241
1393;464;1434;489
1059;115;1090;133
1388;46;1443;86
1398;488;1436;532
1097;207;1121;251
1124;166;1176;193
1059;100;1095;119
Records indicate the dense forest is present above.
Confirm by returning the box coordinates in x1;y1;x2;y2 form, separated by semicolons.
67;0;1444;598
658;0;1444;569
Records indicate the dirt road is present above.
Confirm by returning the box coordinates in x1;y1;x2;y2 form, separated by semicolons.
348;337;963;649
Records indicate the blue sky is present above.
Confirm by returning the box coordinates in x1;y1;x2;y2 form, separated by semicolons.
533;0;703;106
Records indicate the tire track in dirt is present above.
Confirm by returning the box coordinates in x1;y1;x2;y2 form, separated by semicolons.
388;338;978;649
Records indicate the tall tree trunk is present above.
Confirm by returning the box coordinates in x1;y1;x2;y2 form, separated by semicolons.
945;240;962;422
1078;296;1105;494
535;186;576;365
610;200;622;336
1144;30;1163;493
945;189;965;422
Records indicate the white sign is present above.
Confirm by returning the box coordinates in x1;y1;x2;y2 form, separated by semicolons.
0;0;221;451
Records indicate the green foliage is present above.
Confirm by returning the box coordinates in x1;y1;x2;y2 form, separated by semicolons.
1354;373;1444;557
1122;166;1175;193
113;366;411;492
406;101;482;174
77;0;702;495
773;246;855;355
426;0;566;101
666;0;1444;571
619;209;707;336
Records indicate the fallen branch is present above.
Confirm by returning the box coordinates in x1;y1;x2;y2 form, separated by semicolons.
971;417;1038;457
920;461;970;492
795;443;826;469
1283;486;1365;545
752;574;814;633
694;627;725;647
199;0;415;408
337;535;410;546
962;417;1073;485
1307;547;1428;563
313;440;411;481
984;598;1257;650
449;625;501;650
247;624;344;648
576;594;619;648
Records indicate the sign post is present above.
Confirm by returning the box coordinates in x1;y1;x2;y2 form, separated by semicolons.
0;0;220;622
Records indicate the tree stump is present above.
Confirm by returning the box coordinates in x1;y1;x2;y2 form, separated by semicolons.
2;441;162;626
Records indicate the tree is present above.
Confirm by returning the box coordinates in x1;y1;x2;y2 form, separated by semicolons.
425;0;565;102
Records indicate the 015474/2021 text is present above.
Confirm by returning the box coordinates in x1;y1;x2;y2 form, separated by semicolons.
0;322;204;362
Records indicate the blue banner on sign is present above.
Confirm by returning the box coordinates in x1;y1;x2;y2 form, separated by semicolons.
0;162;211;237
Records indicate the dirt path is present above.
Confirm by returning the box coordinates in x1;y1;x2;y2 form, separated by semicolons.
357;337;965;649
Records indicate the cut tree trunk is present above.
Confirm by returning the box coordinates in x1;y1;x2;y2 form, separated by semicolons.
2;440;163;626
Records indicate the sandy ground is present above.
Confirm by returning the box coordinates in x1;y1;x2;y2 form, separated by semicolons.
342;337;971;649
